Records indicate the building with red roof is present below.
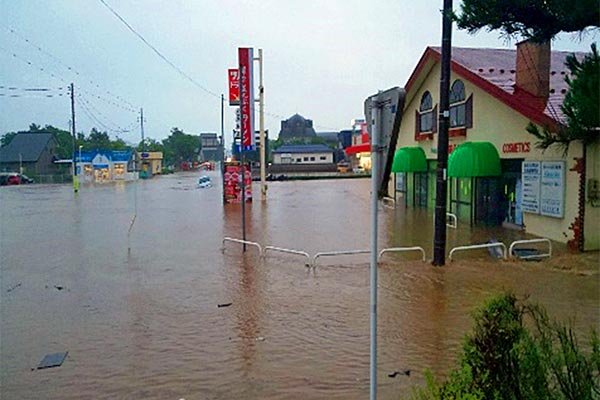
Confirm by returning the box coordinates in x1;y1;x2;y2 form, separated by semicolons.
387;40;598;251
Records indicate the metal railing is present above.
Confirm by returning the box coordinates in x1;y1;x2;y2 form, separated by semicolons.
382;196;396;209
264;245;311;266
312;249;370;268
446;213;457;229
449;242;507;261
222;237;263;255
378;246;427;261
509;238;552;260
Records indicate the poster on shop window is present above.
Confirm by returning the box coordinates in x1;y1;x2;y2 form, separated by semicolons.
540;161;565;218
521;161;541;214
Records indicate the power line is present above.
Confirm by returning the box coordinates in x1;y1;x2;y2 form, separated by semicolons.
97;0;341;132
0;46;138;113
3;25;137;110
98;0;220;98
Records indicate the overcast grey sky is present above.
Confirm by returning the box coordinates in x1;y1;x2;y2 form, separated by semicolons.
1;0;596;146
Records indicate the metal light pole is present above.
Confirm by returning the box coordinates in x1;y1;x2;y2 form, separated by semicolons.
258;48;267;201
369;95;382;400
432;0;453;266
19;153;23;175
70;82;79;193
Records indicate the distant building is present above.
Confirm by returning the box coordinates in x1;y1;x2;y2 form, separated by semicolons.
0;132;59;175
199;133;224;162
278;114;316;143
136;151;163;178
270;144;336;173
76;149;136;182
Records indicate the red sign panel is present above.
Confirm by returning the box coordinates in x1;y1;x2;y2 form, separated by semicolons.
238;47;255;149
224;163;252;203
502;142;531;153
228;68;240;106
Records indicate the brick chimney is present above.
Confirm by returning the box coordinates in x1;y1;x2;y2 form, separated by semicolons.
515;39;551;99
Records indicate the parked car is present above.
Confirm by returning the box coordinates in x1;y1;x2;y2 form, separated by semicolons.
0;173;34;185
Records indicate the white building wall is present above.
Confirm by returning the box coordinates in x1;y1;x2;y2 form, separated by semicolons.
273;152;333;164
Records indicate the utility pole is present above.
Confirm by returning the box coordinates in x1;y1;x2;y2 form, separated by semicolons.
140;107;145;151
258;49;267;201
19;153;23;175
70;82;79;193
221;94;225;175
433;0;453;266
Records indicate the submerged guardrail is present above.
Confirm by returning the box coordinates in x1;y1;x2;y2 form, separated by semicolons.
222;237;263;255
509;238;552;260
378;246;426;261
312;249;371;268
449;242;507;261
264;246;311;266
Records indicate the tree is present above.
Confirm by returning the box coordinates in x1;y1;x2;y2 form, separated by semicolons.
456;0;600;42
161;127;199;166
0;132;17;148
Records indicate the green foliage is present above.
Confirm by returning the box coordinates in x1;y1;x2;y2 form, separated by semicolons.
456;0;600;42
407;293;599;400
527;44;600;153
160;127;199;166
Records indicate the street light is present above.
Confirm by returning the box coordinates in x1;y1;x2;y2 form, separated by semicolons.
19;153;23;174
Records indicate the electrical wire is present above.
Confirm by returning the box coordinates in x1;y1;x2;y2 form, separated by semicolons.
97;0;340;131
3;25;137;110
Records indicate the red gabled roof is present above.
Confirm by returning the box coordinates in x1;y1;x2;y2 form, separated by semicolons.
404;46;586;130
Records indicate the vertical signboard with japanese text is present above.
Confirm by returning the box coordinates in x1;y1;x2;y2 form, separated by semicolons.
224;163;252;203
238;47;255;150
228;69;240;106
540;161;565;218
521;161;541;214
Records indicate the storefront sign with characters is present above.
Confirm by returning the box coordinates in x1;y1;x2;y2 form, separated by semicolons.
540;161;565;218
522;161;541;214
224;163;252;203
502;142;531;153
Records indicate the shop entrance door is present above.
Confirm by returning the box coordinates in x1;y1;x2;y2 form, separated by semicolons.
475;178;503;226
414;172;428;208
501;159;524;227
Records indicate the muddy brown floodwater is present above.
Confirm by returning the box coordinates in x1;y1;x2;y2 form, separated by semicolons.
1;172;598;400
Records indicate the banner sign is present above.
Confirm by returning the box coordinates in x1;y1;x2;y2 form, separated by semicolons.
228;69;240;106
224;163;252;203
540;161;565;218
238;47;255;150
522;161;541;214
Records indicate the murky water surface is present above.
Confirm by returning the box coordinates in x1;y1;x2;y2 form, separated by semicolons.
1;173;598;399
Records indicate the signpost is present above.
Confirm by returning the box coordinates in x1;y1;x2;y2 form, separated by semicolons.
228;69;240;106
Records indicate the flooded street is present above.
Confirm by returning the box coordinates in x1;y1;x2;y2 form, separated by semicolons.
1;173;598;400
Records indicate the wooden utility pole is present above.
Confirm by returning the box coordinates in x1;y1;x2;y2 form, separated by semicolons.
433;0;453;266
258;49;266;201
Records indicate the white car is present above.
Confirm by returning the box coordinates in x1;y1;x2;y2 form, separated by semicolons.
198;175;212;188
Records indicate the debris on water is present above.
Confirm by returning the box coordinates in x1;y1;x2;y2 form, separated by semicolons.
512;248;542;261
255;336;265;342
388;370;411;378
487;238;504;259
37;352;68;369
217;302;232;308
54;285;64;291
7;282;22;293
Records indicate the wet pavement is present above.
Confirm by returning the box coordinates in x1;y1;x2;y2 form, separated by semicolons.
1;172;598;399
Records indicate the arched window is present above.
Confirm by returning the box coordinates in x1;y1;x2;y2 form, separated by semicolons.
419;91;434;132
449;80;467;128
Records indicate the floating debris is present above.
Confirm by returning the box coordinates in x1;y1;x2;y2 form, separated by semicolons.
217;302;232;308
54;285;64;291
388;370;411;378
255;336;265;342
37;352;68;369
6;282;22;293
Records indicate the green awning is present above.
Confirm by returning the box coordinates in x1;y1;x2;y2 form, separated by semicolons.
391;147;428;173
448;141;501;177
